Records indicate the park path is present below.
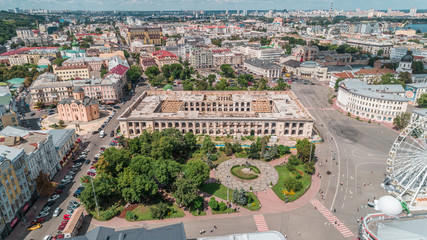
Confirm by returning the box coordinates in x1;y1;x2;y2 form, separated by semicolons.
90;155;321;229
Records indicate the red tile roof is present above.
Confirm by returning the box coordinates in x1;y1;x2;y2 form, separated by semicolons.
107;64;129;76
333;72;356;79
355;68;397;75
1;47;58;56
151;50;177;59
212;49;231;53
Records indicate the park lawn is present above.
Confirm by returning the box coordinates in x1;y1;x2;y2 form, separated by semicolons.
127;204;185;221
212;208;236;215
272;164;312;202
199;183;261;211
190;209;207;216
235;151;248;158
214;151;232;165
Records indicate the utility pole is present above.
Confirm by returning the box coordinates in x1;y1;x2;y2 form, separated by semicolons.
90;177;100;217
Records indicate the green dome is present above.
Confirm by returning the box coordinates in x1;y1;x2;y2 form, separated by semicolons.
163;84;173;91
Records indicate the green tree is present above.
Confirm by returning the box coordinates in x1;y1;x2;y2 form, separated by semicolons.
80;174;119;211
220;64;235;78
258;78;268;90
34;101;44;109
377;49;384;56
145;66;160;77
224;142;233;156
207;74;216;86
209;197;219;210
123;50;130;58
100;64;108;78
283;178;303;192
412;61;426;74
334;78;345;90
174;177;198;207
126;65;142;84
393;113;411;130
183;79;194;90
278;145;290;155
232;188;248;205
417;93;427;107
96;148;132;177
201;136;216;154
379;73;398;85
295;139;315;163
215;78;229;90
184;160;210;187
150;202;170;219
398;72;412;85
275;78;290;90
247;142;260;159
219;201;227;211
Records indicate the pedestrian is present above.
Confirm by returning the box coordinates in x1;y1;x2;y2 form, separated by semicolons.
335;221;337;225
334;209;336;213
325;222;327;226
214;226;217;230
298;232;301;235
357;208;359;212
315;206;317;210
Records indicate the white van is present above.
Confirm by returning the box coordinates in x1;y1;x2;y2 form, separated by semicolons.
100;130;105;138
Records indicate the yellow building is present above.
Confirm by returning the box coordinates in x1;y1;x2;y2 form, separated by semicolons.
127;27;164;46
395;29;417;37
0;112;19;129
0;145;34;238
53;64;90;80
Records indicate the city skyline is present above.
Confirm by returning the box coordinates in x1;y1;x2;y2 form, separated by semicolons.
1;0;426;12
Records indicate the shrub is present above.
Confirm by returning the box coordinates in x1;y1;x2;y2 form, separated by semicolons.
248;194;253;203
210;154;218;161
126;211;136;220
296;174;302;179
219;201;227;211
150;202;170;219
103;205;122;220
209;197;219;210
283;178;303;192
233;188;248;205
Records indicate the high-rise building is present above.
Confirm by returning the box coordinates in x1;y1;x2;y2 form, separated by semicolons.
409;8;417;17
236;10;240;15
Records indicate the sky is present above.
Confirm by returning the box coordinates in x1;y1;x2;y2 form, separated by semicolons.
0;0;426;11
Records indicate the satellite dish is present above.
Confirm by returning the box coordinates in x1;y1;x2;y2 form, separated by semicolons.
374;196;403;216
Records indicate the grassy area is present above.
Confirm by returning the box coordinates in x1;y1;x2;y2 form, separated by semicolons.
89;204;124;221
125;204;185;221
272;164;312;202
212;208;236;214
235;151;248;158
190;209;207;216
231;165;259;180
199;183;261;211
214;151;232;165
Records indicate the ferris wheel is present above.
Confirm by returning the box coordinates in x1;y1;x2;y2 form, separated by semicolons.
385;119;427;207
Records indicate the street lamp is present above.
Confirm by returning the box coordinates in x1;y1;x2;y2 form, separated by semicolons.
90;176;100;217
226;175;230;203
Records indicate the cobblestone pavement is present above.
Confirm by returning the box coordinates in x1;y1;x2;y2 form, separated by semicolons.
216;158;279;192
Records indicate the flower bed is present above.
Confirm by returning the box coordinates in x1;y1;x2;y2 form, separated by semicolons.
230;165;259;180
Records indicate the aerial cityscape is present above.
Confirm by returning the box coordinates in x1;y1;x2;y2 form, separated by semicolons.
0;1;426;239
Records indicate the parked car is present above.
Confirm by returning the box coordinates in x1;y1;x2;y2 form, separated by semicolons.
30;112;36;116
113;105;120;109
72;163;82;168
53;207;62;217
55;189;63;194
61;179;71;185
94;154;101;158
99;131;105;138
58;223;66;231
69;200;80;207
100;147;106;151
110;131;114;137
32;217;45;225
52;234;64;240
87;172;96;177
42;206;51;212
66;209;74;215
43;235;52;240
44;201;55;207
28;223;41;231
73;190;82;198
85;159;90;165
57;184;65;190
63;214;71;220
37;211;49;218
48;194;59;202
92;131;99;135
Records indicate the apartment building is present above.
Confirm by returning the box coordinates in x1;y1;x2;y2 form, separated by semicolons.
244;58;282;79
189;49;213;69
53;64;91;80
0;146;34;239
347;40;393;56
212;49;246;67
151;50;178;68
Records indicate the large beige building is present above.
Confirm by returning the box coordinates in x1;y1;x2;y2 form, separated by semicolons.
53;64;90;80
118;91;314;139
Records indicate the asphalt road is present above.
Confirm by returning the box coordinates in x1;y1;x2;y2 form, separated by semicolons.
14;86;148;240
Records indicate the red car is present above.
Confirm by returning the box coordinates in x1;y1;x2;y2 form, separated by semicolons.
90;166;95;169
53;234;64;240
100;147;106;151
58;223;66;230
55;189;63;194
61;220;68;225
32;217;45;225
63;214;70;220
87;172;95;176
76;138;82;143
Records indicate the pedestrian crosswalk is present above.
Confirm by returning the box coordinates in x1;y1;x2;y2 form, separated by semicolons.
311;199;354;238
253;215;269;232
